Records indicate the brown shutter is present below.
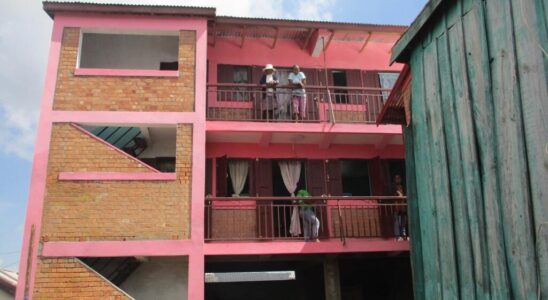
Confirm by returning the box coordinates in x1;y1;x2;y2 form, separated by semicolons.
253;159;273;196
326;159;343;196
205;158;212;196
369;157;384;196
251;66;263;84
306;160;327;196
363;71;383;119
346;69;362;87
254;159;273;238
216;156;227;196
301;68;319;86
217;64;234;83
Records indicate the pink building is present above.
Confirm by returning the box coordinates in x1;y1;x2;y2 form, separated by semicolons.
18;2;410;299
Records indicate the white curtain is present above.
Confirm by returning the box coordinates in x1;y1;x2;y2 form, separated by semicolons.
278;160;301;196
278;160;302;236
228;160;249;197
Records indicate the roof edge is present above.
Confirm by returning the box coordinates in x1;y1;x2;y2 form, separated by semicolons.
43;1;216;19
390;0;445;63
215;16;408;32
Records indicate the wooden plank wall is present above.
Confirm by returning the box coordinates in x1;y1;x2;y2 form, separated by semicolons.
404;0;547;299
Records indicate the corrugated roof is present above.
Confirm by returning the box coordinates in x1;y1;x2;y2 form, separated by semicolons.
43;1;216;18
0;268;18;295
42;1;408;32
390;0;445;63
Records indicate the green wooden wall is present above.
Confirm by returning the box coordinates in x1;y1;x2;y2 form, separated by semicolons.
402;0;547;299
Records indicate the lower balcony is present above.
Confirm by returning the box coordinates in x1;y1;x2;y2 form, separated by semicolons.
205;196;407;243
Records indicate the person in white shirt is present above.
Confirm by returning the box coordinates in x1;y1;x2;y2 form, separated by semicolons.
258;64;279;120
288;65;307;120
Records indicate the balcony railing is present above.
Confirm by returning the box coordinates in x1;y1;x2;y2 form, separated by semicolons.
204;196;407;243
206;84;390;123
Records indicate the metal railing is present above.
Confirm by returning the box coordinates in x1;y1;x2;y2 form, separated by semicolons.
204;196;407;243
206;83;390;123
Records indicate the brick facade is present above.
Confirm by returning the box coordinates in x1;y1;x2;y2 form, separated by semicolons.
52;28;196;112
41;123;192;241
33;258;131;299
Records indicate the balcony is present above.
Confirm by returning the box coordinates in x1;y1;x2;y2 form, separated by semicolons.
205;196;407;243
206;84;390;123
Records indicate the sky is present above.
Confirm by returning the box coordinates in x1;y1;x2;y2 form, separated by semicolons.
0;0;427;272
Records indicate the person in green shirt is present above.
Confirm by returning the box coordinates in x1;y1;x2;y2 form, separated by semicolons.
296;189;320;242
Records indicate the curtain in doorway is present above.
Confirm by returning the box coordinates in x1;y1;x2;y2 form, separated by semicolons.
278;160;302;236
228;159;249;196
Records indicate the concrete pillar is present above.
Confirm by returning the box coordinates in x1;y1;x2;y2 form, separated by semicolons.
323;255;342;300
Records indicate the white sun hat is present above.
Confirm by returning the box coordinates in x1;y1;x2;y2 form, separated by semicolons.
262;64;276;72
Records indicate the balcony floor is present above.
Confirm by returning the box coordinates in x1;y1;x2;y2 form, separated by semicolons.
204;238;410;256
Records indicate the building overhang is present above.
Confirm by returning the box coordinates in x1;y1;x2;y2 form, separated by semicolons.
376;64;411;126
43;1;217;19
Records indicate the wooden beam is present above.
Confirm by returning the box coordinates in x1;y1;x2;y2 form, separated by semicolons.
319;134;335;149
323;30;335;51
302;28;314;50
259;132;272;147
240;26;246;48
210;22;217;47
271;27;279;49
359;32;372;53
374;135;392;150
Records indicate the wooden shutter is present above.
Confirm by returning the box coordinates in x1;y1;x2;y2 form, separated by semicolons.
251;66;263;84
306;160;327;196
369;157;387;196
254;159;273;238
215;156;227;196
363;71;383;120
217;64;234;83
205;158;212;196
301;68;320;86
346;69;362;87
326;159;343;196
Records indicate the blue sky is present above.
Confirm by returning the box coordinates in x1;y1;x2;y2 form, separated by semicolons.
0;0;427;272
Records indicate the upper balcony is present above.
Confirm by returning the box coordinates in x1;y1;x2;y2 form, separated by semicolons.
206;83;392;123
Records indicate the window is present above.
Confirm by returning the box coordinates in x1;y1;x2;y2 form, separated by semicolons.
82;125;177;172
79;32;179;70
341;160;371;196
378;72;399;102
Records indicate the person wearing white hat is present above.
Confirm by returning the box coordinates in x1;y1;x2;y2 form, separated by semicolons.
258;64;279;120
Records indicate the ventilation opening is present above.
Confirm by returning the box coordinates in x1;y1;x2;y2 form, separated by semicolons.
79;31;179;70
80;124;177;172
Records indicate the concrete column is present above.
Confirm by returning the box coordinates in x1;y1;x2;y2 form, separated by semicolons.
323;255;342;300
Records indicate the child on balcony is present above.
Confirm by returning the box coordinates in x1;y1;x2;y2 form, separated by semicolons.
297;189;320;242
288;65;307;121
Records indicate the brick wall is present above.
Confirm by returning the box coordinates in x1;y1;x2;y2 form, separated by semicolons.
53;28;196;112
33;258;131;299
209;209;257;239
41;123;192;241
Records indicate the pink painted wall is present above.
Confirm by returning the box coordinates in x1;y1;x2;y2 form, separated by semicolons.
207;142;405;159
207;33;403;83
16;12;208;300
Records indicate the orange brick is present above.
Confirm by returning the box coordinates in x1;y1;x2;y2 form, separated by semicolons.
53;28;196;112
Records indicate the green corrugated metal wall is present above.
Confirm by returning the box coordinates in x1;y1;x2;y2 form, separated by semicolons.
402;0;547;299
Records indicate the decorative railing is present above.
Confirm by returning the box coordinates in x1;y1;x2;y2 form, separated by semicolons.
206;84;391;123
204;196;407;243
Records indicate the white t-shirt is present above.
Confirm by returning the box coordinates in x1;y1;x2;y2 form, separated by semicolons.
288;72;306;95
266;74;275;94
